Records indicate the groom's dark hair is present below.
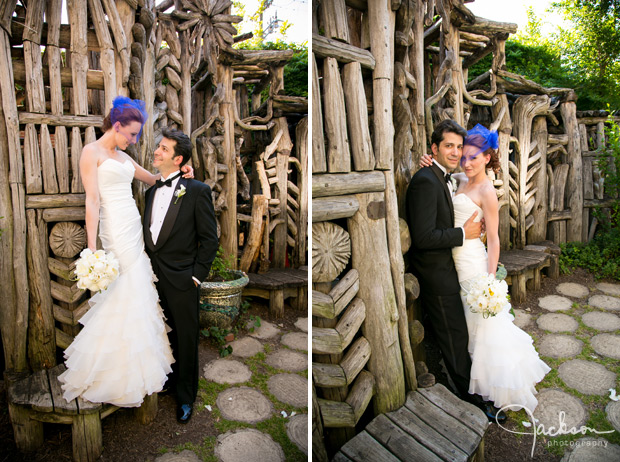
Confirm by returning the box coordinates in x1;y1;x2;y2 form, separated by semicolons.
431;119;467;148
162;127;192;166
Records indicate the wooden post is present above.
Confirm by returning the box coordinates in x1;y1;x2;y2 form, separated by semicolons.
323;57;351;173
0;27;29;372
561;100;584;242
26;209;56;369
216;64;237;265
88;0;117;111
239;195;267;272
72;413;103;461
493;94;512;250
312;53;327;173
135;393;158;425
348;192;405;414
528;117;549;243
180;29;192;134
409;0;427;162
368;0;395;169
296;117;308;267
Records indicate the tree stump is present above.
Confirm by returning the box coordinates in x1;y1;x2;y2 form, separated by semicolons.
49;222;86;258
312;222;351;283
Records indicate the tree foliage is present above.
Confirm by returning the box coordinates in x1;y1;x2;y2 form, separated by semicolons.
468;3;620;110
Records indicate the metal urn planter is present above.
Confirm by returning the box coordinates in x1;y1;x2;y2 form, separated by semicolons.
199;270;249;329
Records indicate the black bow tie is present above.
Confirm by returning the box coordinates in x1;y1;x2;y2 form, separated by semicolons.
155;172;181;188
444;172;452;184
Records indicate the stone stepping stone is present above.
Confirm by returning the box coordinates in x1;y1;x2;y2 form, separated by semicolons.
538;334;582;359
582;311;620;332
591;334;620;359
286;414;308;455
227;336;263;358
216;387;273;423
265;349;308;372
589;295;620;311
606;400;620;433
513;309;531;329
203;359;251;385
246;319;280;340
556;282;590;298
281;332;307;351
215;429;285;462
294;317;308;332
597;282;620;297
536;313;578;333
268;373;308;408
154;451;202;462
533;389;587;431
539;295;573;312
560;437;620;462
558;359;616;395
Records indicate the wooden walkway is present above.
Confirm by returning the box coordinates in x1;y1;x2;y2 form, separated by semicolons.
334;383;488;462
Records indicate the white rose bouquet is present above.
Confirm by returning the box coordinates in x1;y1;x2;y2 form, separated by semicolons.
73;248;120;292
466;273;510;318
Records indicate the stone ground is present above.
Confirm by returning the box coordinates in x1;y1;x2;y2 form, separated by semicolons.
489;270;620;461
421;268;620;462
0;303;308;462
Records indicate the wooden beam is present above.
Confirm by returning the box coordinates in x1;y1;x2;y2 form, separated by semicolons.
312;34;376;69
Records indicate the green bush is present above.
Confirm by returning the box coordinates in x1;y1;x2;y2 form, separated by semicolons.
560;229;620;280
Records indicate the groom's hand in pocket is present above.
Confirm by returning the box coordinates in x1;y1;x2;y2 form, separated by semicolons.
463;211;482;239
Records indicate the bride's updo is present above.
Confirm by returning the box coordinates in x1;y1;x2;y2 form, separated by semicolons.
464;124;501;174
101;96;148;136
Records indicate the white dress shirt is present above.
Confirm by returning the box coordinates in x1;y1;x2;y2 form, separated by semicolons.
149;171;181;244
433;160;465;241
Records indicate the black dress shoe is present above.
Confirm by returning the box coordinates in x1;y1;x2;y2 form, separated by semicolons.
177;404;193;423
480;402;507;424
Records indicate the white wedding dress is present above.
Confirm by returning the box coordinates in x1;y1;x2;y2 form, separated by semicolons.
452;193;550;411
59;159;174;407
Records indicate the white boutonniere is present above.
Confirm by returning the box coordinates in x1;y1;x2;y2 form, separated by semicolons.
450;176;457;190
174;184;186;204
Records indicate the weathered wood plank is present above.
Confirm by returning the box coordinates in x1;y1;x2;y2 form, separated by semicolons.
312;34;376;69
313;196;360;222
312;290;335;318
26;194;85;209
47;365;79;415
40;125;59;194
323;57;351;173
312;172;385;198
24;124;43;194
312;53;327;174
340;430;401;461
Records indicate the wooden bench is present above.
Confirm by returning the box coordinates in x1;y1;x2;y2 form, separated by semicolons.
243;267;308;318
333;383;488;462
7;363;157;461
500;246;555;303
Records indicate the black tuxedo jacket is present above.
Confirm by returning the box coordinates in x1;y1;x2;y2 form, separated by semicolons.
143;177;218;290
406;163;463;296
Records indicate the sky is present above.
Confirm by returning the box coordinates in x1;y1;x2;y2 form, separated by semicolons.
234;0;309;44
467;0;564;36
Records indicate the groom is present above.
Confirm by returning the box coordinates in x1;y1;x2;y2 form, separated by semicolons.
405;119;506;423
144;128;218;423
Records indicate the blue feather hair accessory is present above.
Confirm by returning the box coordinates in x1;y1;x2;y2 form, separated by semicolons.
109;96;148;143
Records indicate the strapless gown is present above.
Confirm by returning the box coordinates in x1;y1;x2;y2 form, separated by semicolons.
58;159;174;407
452;193;550;411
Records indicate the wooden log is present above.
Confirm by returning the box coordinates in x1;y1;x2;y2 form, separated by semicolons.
349;192;405;413
393;62;414;217
87;0;117;110
329;269;360;318
319;370;375;427
527;116;548;243
23;124;43;194
312;222;351;283
67;0;89;115
323;57;351;173
26;209;56;369
295;117;308;267
312;384;329;462
72;413;103;461
22;0;45;112
312;171;386;198
40;125;59;194
26;194;85;209
312;337;370;388
561;101;583;242
0;27;28;372
12;60;105;91
312;196;360;222
70;128;84;193
239;195;267;273
321;0;350;43
312;298;365;355
101;0;130;86
18;112;104;127
49;222;86;259
216;64;237;265
272;150;289;268
236;49;294;65
369;0;395;169
384;170;417;391
549;164;569;244
342;61;375;171
312;53;327;173
312;34;376;69
135;393;158;425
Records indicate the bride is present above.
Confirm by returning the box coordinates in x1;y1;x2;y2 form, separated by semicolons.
422;124;550;411
59;97;188;407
